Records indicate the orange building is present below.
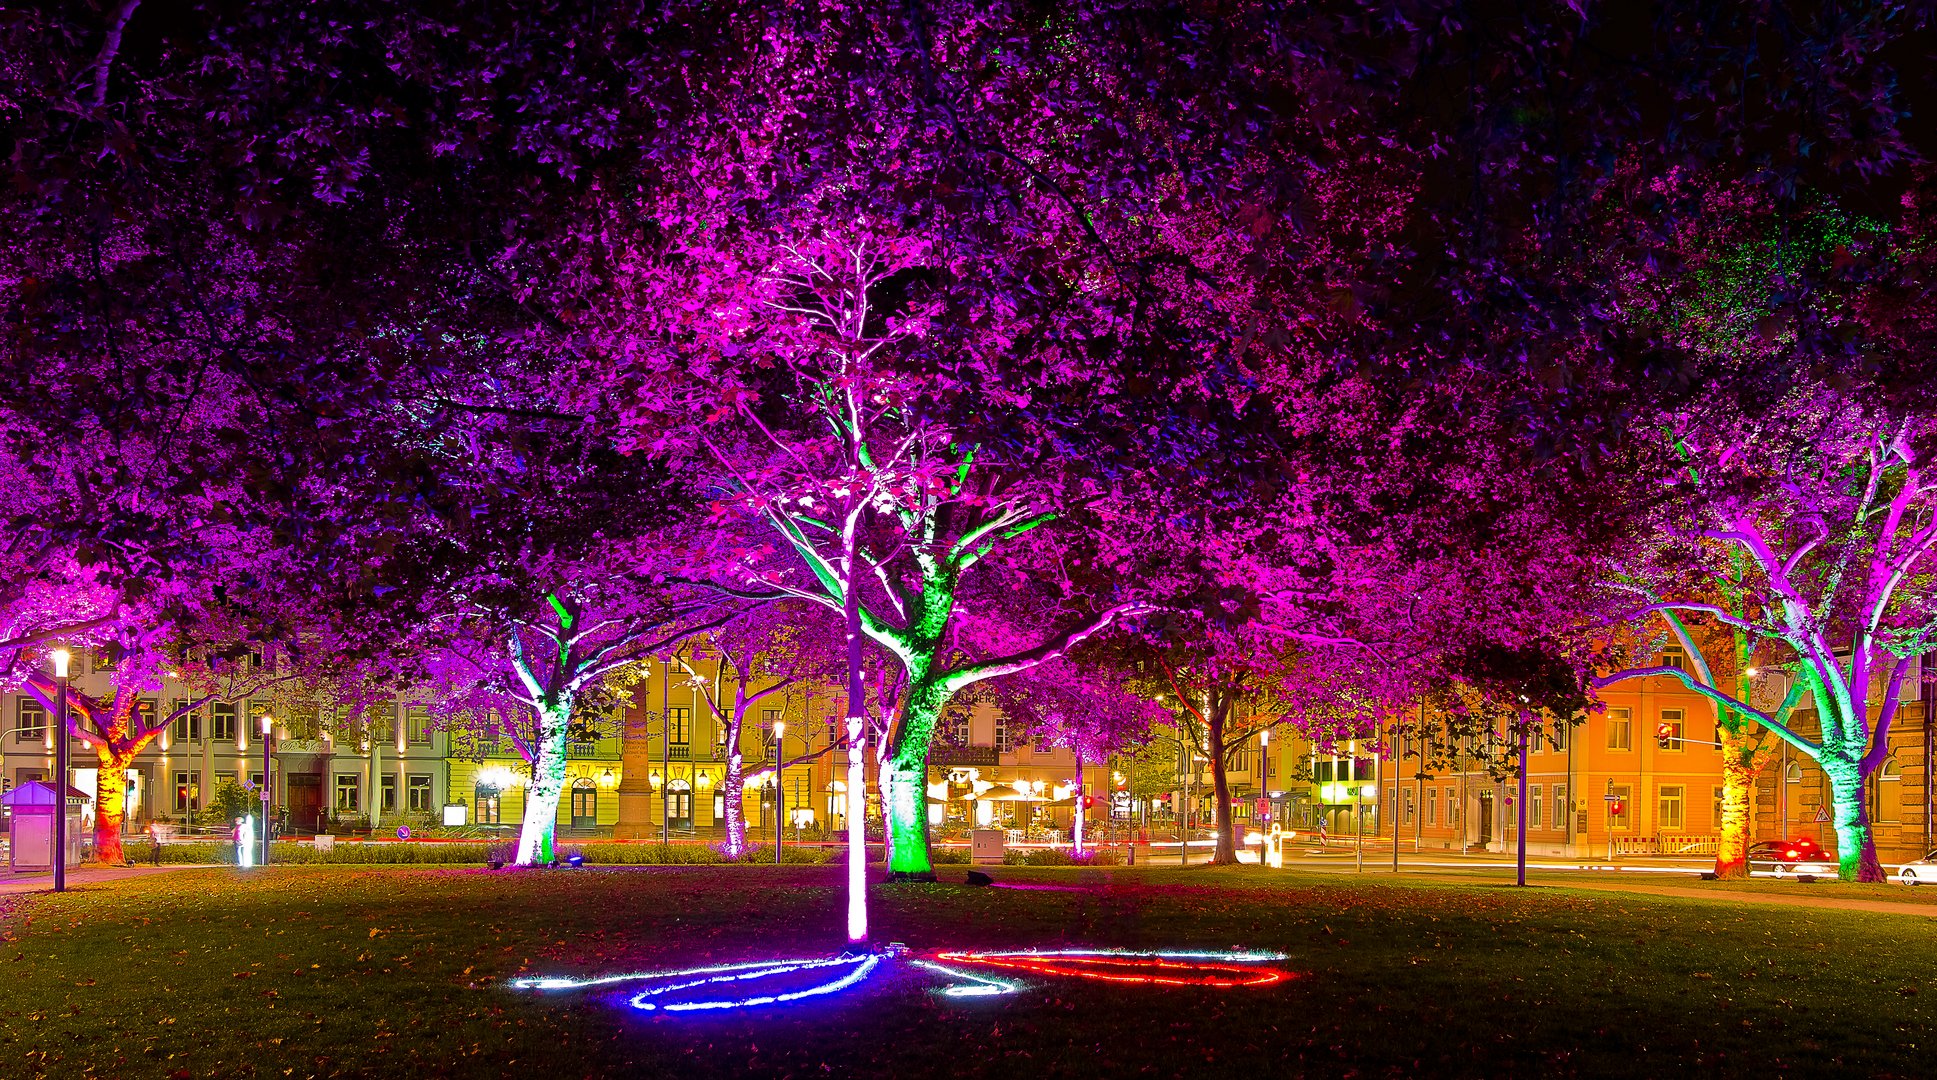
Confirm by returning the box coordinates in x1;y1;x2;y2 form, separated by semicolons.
1266;645;1935;864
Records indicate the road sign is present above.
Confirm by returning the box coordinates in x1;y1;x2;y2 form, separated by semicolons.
1602;793;1621;801
1814;807;1830;823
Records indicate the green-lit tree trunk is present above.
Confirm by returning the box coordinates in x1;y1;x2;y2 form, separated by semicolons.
883;678;952;880
1822;751;1887;882
513;699;572;866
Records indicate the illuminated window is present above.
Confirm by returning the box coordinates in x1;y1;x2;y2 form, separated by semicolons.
172;707;202;744
174;770;197;813
1425;787;1437;825
995;717;1013;755
1712;786;1725;827
1661;644;1685;671
334;774;360;812
1445;788;1459;824
1606;708;1632;751
407;775;433;812
1554;785;1567;831
475;783;501;824
210;702;237;743
1231;745;1249;773
668;707;691;745
380;774;398;813
16;699;46;741
1402;788;1415;825
1529;785;1543;829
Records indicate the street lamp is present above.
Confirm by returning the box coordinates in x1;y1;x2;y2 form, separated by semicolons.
773;720;786;865
259;713;275;866
1356;782;1376;873
50;647;71;893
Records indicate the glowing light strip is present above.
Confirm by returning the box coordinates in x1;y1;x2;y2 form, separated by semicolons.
631;954;882;1012
934;949;1291;989
910;959;1022;998
509;958;805;992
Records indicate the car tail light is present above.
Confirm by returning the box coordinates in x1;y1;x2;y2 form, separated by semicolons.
1785;850;1798;858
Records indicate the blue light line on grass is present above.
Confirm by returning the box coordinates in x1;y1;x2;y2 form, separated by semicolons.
629;954;883;1012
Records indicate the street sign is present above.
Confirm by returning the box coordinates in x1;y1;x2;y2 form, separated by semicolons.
1814;807;1830;823
1110;790;1132;819
397;825;411;839
1603;793;1621;801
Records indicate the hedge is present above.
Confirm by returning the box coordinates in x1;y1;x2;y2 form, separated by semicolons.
147;840;853;866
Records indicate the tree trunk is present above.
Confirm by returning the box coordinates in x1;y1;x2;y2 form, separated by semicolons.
721;749;747;857
1208;700;1238;866
883;679;951;881
514;701;572;866
1072;751;1086;855
1823;755;1886;882
93;757;130;864
1712;730;1759;880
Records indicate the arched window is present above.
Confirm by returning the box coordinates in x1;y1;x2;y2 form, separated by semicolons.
1784;760;1803;783
1871;755;1903;825
666;778;692;828
570;777;598;827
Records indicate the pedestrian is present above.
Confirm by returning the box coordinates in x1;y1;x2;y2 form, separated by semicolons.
148;821;162;867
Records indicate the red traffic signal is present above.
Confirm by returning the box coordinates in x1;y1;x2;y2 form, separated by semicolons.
1080;795;1096;810
1609;800;1625;817
1655;723;1673;749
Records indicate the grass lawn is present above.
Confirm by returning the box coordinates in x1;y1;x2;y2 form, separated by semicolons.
1;864;1932;1078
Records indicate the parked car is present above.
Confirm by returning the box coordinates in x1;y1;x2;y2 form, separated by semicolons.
1897;850;1937;885
1746;838;1834;877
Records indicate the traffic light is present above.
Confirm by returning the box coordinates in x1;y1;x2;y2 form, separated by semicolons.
1609;799;1624;818
1655;722;1673;750
1080;795;1095;810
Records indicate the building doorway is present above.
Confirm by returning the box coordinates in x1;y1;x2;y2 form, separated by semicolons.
570;779;598;829
1477;792;1495;847
666;779;693;829
286;773;323;833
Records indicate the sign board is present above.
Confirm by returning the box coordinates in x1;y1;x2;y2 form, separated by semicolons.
1814;807;1830;823
1603;793;1621;801
313;834;335;853
970;828;1006;865
1110;790;1132;819
442;803;468;827
396;826;411;840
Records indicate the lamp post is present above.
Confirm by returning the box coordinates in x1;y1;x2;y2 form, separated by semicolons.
661;656;671;847
1357;783;1375;873
51;647;71;892
259;713;275;867
773;720;786;865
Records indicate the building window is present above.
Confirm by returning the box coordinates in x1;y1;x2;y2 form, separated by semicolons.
172;707;202;744
949;712;970;745
1402;788;1415;825
1446;787;1459;825
1554;785;1567;832
1872;755;1903;825
210;702;237;743
406;706;432;744
1658;785;1685;830
1712;785;1726;828
1529;784;1543;829
1606;708;1632;751
16;698;46;741
995;717;1014;755
1608;784;1631;829
367;707;392;744
1425;787;1437;825
1785;759;1804;783
380;774;398;813
1553;720;1570;752
407;774;433;812
92;648;117;673
475;784;500;824
1661;644;1686;671
174;771;197;813
1658;709;1685;751
668;706;691;745
334;774;360;812
1231;745;1250;773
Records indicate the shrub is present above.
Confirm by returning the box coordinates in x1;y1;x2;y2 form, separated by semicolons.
930;847;971;865
1002;846;1126;867
151;839;850;866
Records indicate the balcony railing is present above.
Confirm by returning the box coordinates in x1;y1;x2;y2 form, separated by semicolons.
669;744;690;761
931;746;999;766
